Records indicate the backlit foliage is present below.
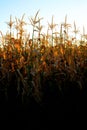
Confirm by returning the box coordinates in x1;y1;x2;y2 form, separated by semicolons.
0;10;87;103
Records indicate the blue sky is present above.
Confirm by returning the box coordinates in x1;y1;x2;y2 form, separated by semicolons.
0;0;87;35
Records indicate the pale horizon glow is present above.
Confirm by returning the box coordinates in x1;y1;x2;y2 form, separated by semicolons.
0;0;87;38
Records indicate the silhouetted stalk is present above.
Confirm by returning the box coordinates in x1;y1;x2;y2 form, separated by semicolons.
73;21;79;42
48;16;57;46
60;24;63;43
15;17;19;39
62;15;71;43
6;15;14;44
18;14;26;46
32;26;34;48
29;10;43;49
36;17;43;47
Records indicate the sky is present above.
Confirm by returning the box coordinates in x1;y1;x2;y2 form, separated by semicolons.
0;0;87;37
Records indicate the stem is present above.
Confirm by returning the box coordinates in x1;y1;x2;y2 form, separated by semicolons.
32;27;34;48
52;28;53;46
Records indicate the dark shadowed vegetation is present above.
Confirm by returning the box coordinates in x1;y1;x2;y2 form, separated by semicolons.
0;10;87;120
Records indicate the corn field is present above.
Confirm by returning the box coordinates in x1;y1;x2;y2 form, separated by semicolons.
0;11;87;120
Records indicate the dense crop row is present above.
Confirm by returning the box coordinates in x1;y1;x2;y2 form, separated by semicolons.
0;10;87;105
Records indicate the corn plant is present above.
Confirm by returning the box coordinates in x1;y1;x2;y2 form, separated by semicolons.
48;15;58;46
14;17;19;39
62;15;71;43
29;10;43;47
18;14;27;44
6;15;15;43
0;10;87;105
35;17;43;46
73;21;79;40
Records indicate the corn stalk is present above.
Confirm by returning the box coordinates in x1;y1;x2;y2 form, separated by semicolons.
6;15;15;43
48;16;57;46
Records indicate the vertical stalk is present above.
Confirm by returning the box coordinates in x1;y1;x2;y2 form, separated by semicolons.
32;26;34;48
60;24;63;44
52;27;53;46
